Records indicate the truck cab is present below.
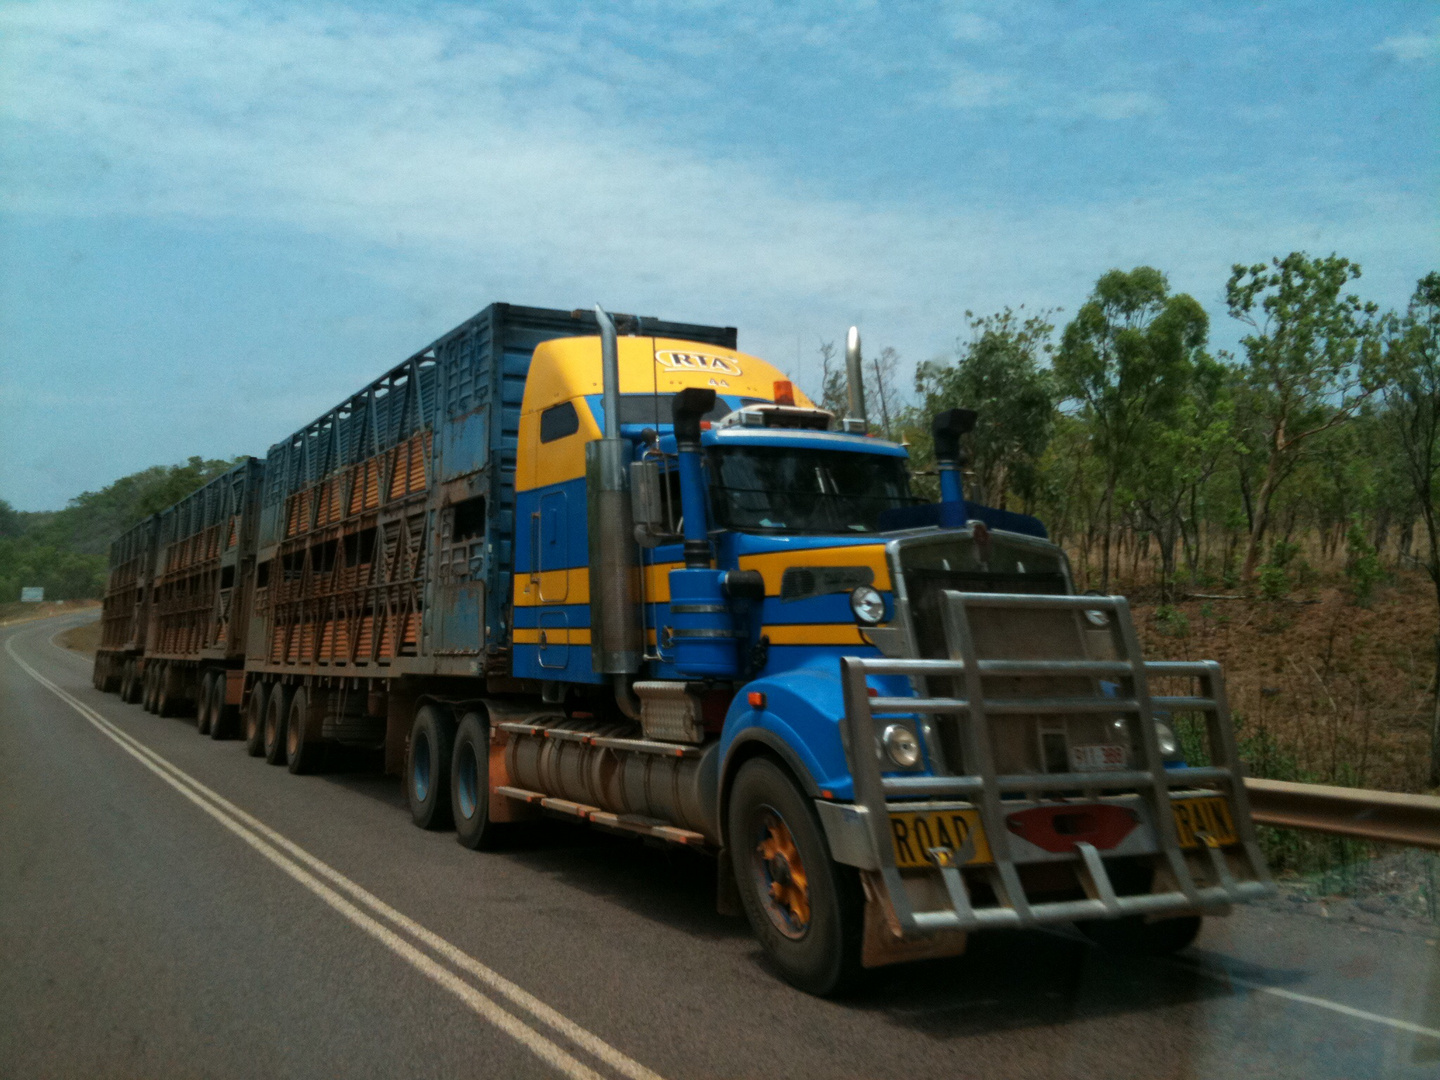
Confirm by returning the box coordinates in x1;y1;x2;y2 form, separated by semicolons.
487;321;1273;995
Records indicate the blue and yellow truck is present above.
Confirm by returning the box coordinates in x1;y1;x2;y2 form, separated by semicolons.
97;301;1273;995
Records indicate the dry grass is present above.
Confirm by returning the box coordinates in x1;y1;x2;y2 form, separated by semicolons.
1119;571;1437;796
0;598;100;628
55;620;101;656
1091;569;1440;915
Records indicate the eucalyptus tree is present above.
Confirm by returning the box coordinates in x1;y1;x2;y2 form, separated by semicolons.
913;308;1057;511
1054;268;1208;590
1131;352;1235;600
1380;272;1440;784
1226;253;1382;581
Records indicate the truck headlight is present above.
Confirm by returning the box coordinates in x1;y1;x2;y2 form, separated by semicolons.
881;724;921;768
850;585;885;625
1154;720;1181;760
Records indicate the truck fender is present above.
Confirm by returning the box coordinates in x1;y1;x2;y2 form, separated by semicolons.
716;665;853;847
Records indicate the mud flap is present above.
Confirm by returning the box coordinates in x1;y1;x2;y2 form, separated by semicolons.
860;870;967;969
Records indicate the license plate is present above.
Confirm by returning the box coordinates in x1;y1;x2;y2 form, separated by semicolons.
888;808;993;870
1171;796;1238;848
1070;743;1127;771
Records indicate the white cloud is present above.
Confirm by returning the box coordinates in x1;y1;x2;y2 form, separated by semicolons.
1377;25;1440;62
1078;90;1163;121
935;65;1012;109
0;0;1431;479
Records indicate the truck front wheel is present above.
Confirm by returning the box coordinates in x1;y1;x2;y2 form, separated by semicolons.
727;757;863;996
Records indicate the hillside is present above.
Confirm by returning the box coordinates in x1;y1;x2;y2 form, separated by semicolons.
0;456;237;602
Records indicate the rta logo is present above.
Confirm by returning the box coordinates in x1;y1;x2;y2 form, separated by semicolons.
654;351;742;377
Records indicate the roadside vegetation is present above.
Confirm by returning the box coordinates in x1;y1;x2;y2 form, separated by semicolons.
810;254;1439;799
823;253;1439;909
0;456;236;604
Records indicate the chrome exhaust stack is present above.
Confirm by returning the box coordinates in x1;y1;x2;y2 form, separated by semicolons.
845;325;868;433
586;305;642;675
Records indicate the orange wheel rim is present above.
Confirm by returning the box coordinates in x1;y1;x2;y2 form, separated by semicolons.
753;808;811;938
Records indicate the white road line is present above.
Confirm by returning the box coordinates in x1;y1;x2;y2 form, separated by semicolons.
6;631;667;1080
1195;966;1440;1041
18;625;1440;1052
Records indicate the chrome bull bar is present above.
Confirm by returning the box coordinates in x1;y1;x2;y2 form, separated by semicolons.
838;590;1275;937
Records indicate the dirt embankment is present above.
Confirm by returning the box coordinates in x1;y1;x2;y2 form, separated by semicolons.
1126;572;1438;797
0;599;100;629
55;620;101;656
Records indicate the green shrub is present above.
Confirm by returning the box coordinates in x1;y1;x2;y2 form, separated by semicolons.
1344;520;1384;605
1153;604;1190;638
1257;562;1290;600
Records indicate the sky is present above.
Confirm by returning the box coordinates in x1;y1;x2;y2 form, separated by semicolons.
1;0;1436;511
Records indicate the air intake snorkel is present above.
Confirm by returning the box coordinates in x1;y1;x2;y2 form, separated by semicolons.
671;386;716;569
932;407;976;511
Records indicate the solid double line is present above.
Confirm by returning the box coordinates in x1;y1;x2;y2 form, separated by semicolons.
5;631;667;1080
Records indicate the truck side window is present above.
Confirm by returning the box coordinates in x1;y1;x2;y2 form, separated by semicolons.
540;401;579;443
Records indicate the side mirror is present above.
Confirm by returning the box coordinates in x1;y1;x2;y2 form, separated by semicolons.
630;460;677;548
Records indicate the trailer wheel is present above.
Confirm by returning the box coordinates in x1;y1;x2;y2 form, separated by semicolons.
452;711;504;849
286;688;325;775
1078;914;1203;956
263;683;293;765
197;672;215;735
157;663;185;718
209;674;233;740
244;682;270;757
121;665;141;705
100;659;120;694
142;664;158;712
727;757;863;996
407;704;455;830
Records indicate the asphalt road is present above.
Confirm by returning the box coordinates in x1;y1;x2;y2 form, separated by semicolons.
3;611;1439;1080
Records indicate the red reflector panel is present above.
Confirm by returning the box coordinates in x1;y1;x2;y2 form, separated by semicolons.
747;690;766;709
1006;804;1138;854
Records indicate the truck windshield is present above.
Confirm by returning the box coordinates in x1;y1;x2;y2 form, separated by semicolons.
707;446;917;533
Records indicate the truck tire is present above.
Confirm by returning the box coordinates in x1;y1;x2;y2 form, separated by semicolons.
407;704;455;830
143;664;159;713
263;683;293;765
121;659;140;704
157;664;184;718
452;711;505;849
244;682;270;757
197;671;215;735
1078;914;1203;956
727;757;863;997
286;687;325;775
209;674;233;740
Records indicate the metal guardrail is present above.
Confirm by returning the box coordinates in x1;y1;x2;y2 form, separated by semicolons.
1244;778;1440;851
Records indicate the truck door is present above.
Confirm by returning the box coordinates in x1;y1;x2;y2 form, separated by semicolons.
434;495;487;656
534;489;569;668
